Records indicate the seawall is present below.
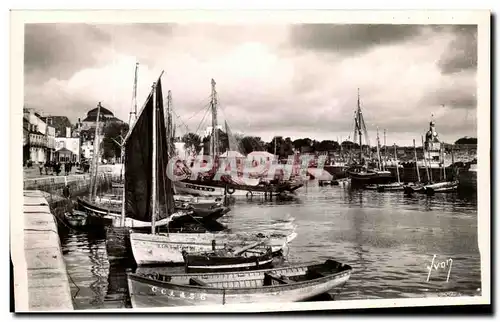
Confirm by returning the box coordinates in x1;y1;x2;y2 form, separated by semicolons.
14;190;73;311
23;172;114;201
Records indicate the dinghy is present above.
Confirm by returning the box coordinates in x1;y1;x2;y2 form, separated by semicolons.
182;241;274;273
424;180;459;194
377;182;404;192
127;259;352;307
64;210;88;228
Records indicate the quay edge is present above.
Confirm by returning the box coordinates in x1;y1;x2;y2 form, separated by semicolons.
14;190;73;312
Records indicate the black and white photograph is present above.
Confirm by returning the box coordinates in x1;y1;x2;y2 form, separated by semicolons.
10;9;490;313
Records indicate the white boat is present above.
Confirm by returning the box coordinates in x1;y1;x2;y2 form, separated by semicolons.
129;231;297;265
424;180;459;194
127;259;352;307
173;180;301;198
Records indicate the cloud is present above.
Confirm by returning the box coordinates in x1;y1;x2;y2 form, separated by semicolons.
289;24;423;55
23;23;478;146
437;25;477;75
24;24;111;82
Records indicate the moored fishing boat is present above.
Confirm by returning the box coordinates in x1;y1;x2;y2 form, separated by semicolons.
174;178;303;198
173;79;303;197
377;144;405;192
77;195;228;227
182;241;274;273
129;231;297;265
347;166;393;186
127;259;352;307
423;144;458;195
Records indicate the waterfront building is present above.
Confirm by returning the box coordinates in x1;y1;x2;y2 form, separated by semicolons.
55;134;80;163
75;104;124;163
23;108;48;164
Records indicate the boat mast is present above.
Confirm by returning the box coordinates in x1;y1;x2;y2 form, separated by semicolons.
394;143;400;183
356;89;363;163
89;102;102;200
413;139;421;183
129;62;139;126
166;90;173;158
421;135;430;183
151;82;158;235
442;145;446;181
383;129;387;170
210;79;219;159
376;127;382;171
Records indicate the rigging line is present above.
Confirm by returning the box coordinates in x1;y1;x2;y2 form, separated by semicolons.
183;101;213;122
194;104;212;135
172;111;190;133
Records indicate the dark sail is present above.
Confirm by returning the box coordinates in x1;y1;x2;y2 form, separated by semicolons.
124;77;174;222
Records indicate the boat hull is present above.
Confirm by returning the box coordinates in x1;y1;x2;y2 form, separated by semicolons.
184;250;274;273
129;232;297;265
424;181;459;194
174;180;303;197
127;260;351;307
64;211;88;227
403;183;426;194
76;197;223;228
347;170;394;186
376;183;404;192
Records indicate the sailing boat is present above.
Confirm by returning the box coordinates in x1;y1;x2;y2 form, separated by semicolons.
77;65;227;228
126;74;296;265
173;79;303;198
346;90;393;186
377;143;405;192
422;144;459;195
403;138;427;194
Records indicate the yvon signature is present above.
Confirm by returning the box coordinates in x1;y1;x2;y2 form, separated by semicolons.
426;254;453;282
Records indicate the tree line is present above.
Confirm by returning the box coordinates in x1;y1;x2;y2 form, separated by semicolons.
97;124;477;162
179;131;378;158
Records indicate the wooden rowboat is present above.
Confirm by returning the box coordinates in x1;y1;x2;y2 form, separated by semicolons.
403;183;426;194
182;242;274;273
64;210;88;228
376;182;405;192
127;259;352;308
424;180;459;194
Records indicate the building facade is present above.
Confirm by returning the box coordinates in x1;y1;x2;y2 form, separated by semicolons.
23;109;48;164
46;125;56;162
55;137;80;163
76;104;124;163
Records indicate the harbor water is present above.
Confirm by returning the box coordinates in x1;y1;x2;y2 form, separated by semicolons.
59;182;481;310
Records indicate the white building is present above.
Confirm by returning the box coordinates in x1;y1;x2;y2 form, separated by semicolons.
23;108;48;163
46;125;56;161
81;137;103;163
55;137;80;163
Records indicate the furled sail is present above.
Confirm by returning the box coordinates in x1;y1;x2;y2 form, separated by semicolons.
124;77;174;222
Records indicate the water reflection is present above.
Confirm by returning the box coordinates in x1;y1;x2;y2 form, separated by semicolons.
60;182;480;309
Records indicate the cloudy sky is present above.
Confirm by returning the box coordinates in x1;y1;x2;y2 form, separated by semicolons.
24;23;477;146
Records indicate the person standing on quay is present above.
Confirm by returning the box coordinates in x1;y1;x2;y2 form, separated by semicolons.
38;162;43;176
63;185;71;199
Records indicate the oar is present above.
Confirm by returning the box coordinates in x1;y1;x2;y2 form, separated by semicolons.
232;241;265;256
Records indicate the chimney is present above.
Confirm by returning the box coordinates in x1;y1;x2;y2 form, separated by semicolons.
66;127;71;138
